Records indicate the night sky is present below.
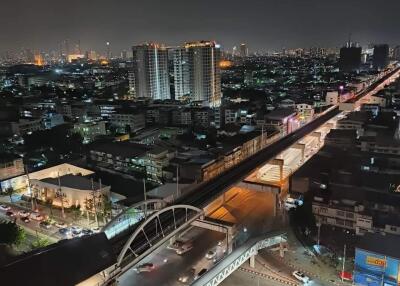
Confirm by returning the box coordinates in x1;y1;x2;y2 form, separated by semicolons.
1;0;400;53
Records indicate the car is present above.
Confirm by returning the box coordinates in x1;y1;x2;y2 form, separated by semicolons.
292;271;310;283
71;226;82;236
55;222;67;228
176;242;193;255
30;212;44;221
6;211;15;217
178;269;195;283
194;268;207;280
58;227;71;236
21;217;30;223
39;221;51;229
81;229;93;236
167;239;184;250
0;204;11;211
18;210;31;218
205;250;216;260
134;263;155;273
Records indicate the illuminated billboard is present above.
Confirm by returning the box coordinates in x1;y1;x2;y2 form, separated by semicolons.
354;248;400;286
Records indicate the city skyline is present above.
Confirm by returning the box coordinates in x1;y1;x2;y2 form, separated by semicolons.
1;0;400;53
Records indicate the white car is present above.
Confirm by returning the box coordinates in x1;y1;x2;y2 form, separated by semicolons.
55;221;67;228
292;271;310;283
0;204;11;211
205;250;216;260
18;210;31;218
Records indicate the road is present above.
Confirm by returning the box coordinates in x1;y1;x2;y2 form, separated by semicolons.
117;227;225;286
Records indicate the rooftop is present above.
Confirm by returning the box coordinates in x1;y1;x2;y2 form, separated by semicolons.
40;174;105;191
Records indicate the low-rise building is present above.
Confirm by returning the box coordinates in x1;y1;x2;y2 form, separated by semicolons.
0;153;24;182
73;121;107;144
110;109;145;133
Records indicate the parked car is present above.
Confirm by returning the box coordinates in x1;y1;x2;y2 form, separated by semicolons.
205;250;216;260
134;263;155;273
18;210;31;218
39;221;51;229
30;212;44;221
58;227;71;236
71;226;82;237
21;217;30;223
0;204;11;211
292;271;310;283
194;268;207;280
81;229;93;236
6;211;15;217
55;222;67;228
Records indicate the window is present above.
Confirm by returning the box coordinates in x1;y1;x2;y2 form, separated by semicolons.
336;210;345;217
390;226;397;232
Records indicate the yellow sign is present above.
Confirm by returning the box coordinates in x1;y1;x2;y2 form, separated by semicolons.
366;256;386;267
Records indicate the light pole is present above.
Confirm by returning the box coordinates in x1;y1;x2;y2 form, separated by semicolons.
316;221;322;246
341;244;346;282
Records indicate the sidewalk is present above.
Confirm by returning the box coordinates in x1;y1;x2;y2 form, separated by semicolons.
266;228;352;286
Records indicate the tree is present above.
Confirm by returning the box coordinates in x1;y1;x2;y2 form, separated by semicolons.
45;199;54;219
0;221;25;246
70;205;81;221
4;187;14;203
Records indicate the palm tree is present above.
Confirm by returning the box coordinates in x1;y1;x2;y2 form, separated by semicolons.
5;187;14;203
45;199;53;219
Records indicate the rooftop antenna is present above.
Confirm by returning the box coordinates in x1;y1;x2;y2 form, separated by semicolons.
348;33;352;48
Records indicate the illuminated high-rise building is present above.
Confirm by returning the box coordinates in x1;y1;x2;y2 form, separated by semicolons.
240;43;248;57
132;43;171;100
173;47;190;100
185;41;221;107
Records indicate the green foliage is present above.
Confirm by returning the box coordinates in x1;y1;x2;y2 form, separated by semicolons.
31;237;50;249
0;221;26;246
4;187;14;203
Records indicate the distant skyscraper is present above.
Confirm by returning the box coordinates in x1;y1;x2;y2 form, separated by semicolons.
339;43;361;72
373;44;389;70
132;43;171;100
185;41;222;107
25;49;35;63
173;48;190;100
106;42;111;60
394;46;400;61
240;43;248;57
121;50;128;60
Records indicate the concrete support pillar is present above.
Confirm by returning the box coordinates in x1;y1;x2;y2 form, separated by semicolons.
279;241;285;258
249;254;256;268
169;236;176;245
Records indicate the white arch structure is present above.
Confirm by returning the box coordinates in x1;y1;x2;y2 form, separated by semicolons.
117;204;204;272
102;199;167;239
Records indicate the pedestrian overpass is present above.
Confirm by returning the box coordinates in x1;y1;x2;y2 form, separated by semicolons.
191;231;287;286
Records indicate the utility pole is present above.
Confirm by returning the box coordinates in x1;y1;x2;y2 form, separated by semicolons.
57;172;65;218
176;165;179;200
341;244;346;282
25;165;35;211
317;221;322;246
143;178;147;219
91;178;99;227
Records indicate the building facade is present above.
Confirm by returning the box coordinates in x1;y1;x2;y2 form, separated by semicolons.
132;43;171;100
